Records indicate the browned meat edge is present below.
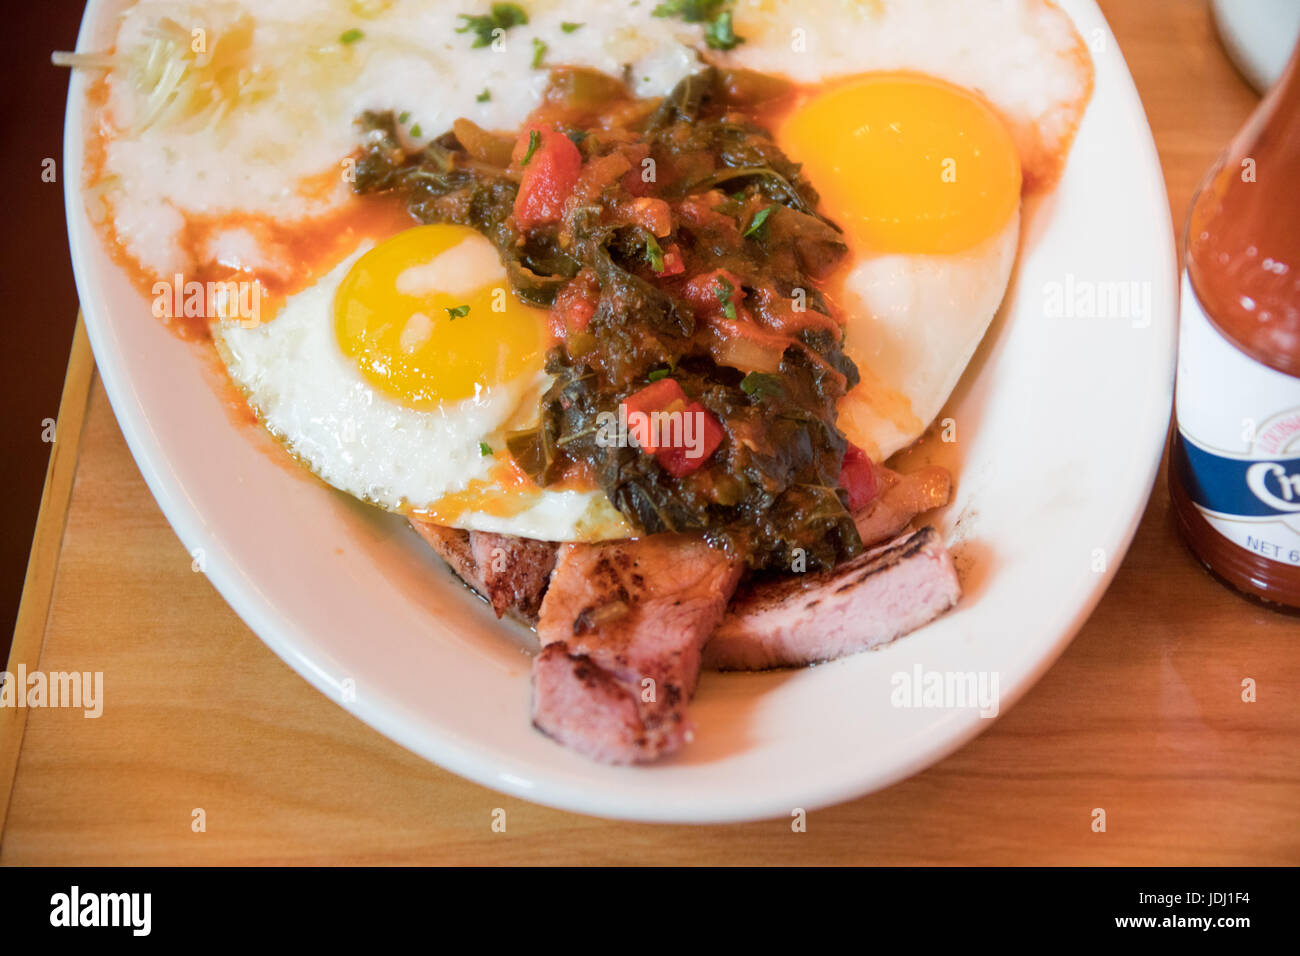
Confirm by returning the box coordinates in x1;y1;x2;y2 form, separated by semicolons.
702;526;961;671
409;519;556;625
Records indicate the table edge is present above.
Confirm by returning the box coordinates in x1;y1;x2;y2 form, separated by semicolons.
0;315;95;844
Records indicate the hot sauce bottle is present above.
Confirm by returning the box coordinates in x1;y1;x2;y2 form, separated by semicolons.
1169;41;1300;608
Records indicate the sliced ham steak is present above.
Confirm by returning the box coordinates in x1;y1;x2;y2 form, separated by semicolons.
408;463;957;761
702;526;961;671
409;519;556;624
532;535;743;763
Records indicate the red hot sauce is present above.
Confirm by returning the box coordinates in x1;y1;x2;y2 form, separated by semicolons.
1170;41;1300;608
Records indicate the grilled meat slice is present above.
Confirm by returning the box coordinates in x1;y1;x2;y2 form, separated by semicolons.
532;534;743;763
409;519;557;624
409;520;480;587
702;526;961;671
469;531;557;621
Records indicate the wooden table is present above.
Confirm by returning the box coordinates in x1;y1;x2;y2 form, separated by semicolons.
3;0;1296;865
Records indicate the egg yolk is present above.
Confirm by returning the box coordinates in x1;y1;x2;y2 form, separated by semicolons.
777;72;1021;255
334;224;547;407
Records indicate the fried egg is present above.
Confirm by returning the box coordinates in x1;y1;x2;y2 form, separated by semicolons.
775;72;1024;460
714;0;1091;458
214;224;630;540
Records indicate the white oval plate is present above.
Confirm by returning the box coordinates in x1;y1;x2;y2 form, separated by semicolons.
64;0;1175;822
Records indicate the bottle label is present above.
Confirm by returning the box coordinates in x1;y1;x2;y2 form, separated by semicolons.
1174;274;1300;566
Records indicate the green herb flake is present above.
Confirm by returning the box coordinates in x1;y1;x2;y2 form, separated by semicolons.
645;232;665;273
456;3;529;48
409;123;423;138
653;0;725;22
653;0;744;50
520;128;541;165
648;368;672;382
740;371;783;399
560;21;584;33
704;10;742;50
564;128;588;145
743;205;777;239
397;110;411;124
715;277;738;320
339;27;365;44
476;89;491;103
479;441;493;456
446;304;471;320
531;37;548;69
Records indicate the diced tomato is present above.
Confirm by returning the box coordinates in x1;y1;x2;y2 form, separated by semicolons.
513;126;583;230
550;268;599;338
623;197;673;237
655;402;725;477
621;165;653;197
619;143;654;197
623;377;688;411
659;245;685;277
621;378;688;452
573;152;632;205
619;379;724;475
680;269;747;314
838;443;878;512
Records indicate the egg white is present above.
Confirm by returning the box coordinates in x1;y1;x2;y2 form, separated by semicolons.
213;244;630;541
836;207;1021;461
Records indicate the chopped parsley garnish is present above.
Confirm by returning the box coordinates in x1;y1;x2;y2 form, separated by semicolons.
561;21;584;33
648;368;672;382
446;304;471;319
339;28;365;44
740;372;783;399
409;123;423;138
531;37;548;68
653;0;744;50
456;3;529;48
653;0;724;20
564;128;588;145
715;277;738;320
520;128;541;165
743;205;777;239
477;89;491;103
479;441;493;456
397;110;411;124
645;232;665;273
704;11;742;50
